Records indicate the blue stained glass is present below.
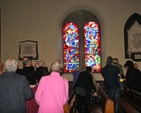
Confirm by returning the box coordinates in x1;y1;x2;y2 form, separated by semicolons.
84;22;101;72
63;22;79;73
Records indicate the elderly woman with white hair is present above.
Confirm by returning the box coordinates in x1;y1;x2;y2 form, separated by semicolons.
0;58;33;113
35;59;69;113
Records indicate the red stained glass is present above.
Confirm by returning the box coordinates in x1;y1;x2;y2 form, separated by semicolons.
63;22;79;73
84;22;101;72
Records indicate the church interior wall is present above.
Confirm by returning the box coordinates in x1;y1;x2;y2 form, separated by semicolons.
1;0;141;81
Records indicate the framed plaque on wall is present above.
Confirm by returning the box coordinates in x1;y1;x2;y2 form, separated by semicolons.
19;40;38;60
124;13;141;62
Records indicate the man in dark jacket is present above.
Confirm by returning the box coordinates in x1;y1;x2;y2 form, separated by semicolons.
0;59;33;113
124;60;141;93
74;66;97;113
101;56;120;113
17;57;37;85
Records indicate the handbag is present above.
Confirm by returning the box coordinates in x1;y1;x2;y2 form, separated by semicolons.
89;96;101;105
87;93;101;105
64;103;70;113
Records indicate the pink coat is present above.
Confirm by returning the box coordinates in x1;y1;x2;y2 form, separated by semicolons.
35;72;69;113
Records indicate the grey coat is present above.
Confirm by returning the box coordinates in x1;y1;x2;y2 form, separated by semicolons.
0;72;33;113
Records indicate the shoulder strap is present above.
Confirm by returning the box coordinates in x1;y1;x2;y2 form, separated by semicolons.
63;78;67;98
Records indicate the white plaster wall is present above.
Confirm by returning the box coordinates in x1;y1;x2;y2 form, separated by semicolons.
1;0;141;81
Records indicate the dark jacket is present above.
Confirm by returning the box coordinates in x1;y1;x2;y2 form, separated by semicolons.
74;70;96;97
72;70;80;87
126;68;141;93
125;62;141;93
0;72;33;113
35;67;50;82
101;64;120;90
17;66;37;85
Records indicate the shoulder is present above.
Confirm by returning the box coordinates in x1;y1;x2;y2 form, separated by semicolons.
39;75;51;82
133;68;141;74
118;63;123;67
102;64;119;70
80;71;87;74
15;73;28;80
63;77;68;82
78;71;86;76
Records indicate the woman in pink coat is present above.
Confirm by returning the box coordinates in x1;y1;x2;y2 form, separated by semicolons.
35;59;69;113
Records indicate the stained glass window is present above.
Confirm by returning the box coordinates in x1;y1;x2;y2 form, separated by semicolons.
84;22;101;72
63;10;101;73
63;22;79;73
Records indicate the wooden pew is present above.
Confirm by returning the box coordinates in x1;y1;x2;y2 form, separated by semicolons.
67;82;114;113
120;86;141;113
64;90;75;113
97;83;114;113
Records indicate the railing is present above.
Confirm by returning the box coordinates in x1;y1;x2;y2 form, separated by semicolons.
121;85;141;112
97;83;114;113
66;83;115;113
64;90;75;113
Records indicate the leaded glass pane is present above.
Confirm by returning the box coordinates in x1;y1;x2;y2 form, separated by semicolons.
84;22;101;72
63;22;79;73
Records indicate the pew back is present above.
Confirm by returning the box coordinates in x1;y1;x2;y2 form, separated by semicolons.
121;86;141;112
97;83;114;113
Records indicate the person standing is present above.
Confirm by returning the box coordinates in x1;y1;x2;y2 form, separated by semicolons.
124;60;141;93
35;60;50;83
35;59;69;113
113;58;124;91
0;59;33;113
101;56;120;113
74;66;97;113
17;57;37;85
72;67;80;88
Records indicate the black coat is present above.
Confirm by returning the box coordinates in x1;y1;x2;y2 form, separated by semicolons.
0;72;33;113
35;67;50;82
124;60;141;93
17;66;37;85
126;68;141;93
74;70;96;97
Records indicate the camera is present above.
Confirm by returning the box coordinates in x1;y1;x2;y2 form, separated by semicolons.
35;61;39;64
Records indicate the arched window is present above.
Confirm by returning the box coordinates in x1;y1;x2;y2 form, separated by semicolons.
84;22;101;72
62;10;101;73
63;22;79;73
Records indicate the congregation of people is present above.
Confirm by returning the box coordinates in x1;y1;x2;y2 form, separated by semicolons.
101;56;141;113
0;56;141;113
0;58;68;113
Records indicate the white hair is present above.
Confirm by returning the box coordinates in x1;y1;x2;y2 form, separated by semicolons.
4;59;18;72
49;59;63;74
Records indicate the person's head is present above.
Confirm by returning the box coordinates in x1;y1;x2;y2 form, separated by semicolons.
39;60;46;67
4;59;18;72
86;66;92;72
134;63;138;69
0;62;4;75
113;58;119;64
22;57;32;67
106;56;113;65
49;59;63;74
123;60;134;70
